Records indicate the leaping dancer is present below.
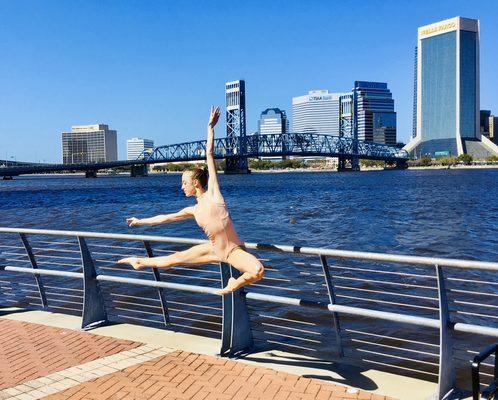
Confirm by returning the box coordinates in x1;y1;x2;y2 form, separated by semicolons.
118;106;264;295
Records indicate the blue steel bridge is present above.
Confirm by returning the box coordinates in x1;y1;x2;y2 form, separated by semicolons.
0;133;409;179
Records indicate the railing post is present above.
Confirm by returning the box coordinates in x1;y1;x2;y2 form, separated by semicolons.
435;264;456;400
320;255;343;357
219;262;253;357
143;241;171;326
19;233;47;307
78;237;108;330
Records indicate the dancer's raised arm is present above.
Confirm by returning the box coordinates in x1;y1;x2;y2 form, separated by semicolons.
126;207;194;227
206;106;224;202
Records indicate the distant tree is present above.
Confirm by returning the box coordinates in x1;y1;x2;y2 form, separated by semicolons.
438;156;458;166
457;154;473;165
421;155;432;166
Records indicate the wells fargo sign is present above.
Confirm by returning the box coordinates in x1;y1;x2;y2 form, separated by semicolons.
420;22;456;37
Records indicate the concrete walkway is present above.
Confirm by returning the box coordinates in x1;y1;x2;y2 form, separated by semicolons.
0;308;431;399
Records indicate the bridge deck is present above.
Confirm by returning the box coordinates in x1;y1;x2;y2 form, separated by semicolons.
1;308;435;400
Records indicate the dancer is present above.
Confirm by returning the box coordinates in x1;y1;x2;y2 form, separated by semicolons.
118;106;264;295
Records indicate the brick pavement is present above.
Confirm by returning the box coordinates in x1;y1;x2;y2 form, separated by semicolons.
0;319;141;390
0;318;396;400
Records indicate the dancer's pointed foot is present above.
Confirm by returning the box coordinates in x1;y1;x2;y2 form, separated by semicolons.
216;277;239;295
117;257;144;270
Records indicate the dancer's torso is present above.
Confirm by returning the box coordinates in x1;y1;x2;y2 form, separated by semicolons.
193;193;243;261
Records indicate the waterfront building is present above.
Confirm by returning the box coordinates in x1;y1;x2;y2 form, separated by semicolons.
292;90;346;135
355;81;397;146
490;116;498;144
127;138;154;160
404;17;498;158
258;108;289;135
480;110;491;138
62;124;117;164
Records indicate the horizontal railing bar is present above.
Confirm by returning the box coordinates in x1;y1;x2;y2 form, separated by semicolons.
355;348;439;366
43;285;82;292
253;329;322;344
31;247;81;254
36;261;81;268
334;285;438;301
264;339;317;352
454;323;498;336
350;338;439;357
44;298;82;306
360;358;439;376
449;289;498;298
3;266;83;279
332;276;437;290
248;313;317;326
45;291;82;299
48;305;82;312
448;277;498;286
322;264;437;280
335;294;439;311
2;227;497;270
453;300;498;309
260;322;321;336
455;310;498;320
344;329;439;348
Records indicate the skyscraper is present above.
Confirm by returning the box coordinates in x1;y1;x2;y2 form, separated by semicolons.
292;90;346;135
62;124;118;164
127;138;154;160
355;81;397;146
404;17;498;158
258;108;289;135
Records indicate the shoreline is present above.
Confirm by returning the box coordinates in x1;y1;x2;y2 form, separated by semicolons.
4;164;498;178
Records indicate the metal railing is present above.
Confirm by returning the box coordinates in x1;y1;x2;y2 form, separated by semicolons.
1;227;498;399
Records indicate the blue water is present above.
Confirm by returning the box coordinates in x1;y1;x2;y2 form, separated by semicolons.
1;169;497;262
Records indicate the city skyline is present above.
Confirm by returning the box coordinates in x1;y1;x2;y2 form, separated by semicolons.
1;1;498;162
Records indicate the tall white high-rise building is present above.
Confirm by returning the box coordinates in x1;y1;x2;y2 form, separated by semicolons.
62;124;117;164
292;90;346;135
127;138;154;160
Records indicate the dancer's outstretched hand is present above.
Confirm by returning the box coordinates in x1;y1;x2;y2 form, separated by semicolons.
208;106;220;128
126;217;140;227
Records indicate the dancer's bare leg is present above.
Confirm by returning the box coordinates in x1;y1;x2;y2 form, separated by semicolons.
217;248;264;295
117;243;220;270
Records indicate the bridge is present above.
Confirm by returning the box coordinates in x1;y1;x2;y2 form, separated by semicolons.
0;133;409;179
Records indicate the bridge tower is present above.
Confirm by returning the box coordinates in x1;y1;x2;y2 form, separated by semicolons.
225;80;249;174
338;88;360;171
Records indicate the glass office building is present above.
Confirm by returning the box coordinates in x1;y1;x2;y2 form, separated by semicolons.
62;124;118;164
355;81;397;146
258;108;289;135
403;17;498;158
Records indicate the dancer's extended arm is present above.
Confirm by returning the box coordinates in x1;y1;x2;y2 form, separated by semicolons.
206;106;224;202
126;207;194;227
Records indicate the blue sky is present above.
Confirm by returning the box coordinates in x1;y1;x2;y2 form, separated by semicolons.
1;0;497;162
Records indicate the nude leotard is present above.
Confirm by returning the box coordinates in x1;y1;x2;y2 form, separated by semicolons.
193;193;244;262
